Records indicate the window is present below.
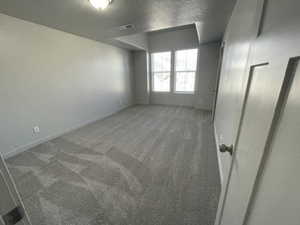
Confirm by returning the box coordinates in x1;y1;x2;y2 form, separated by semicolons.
175;49;198;93
151;52;171;92
150;49;198;93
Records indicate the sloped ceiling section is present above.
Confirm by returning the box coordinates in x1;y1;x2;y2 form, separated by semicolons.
0;0;236;49
115;33;148;50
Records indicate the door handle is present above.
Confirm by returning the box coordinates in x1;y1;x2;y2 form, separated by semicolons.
219;144;233;155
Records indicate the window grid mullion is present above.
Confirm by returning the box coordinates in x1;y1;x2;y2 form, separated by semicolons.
171;50;175;93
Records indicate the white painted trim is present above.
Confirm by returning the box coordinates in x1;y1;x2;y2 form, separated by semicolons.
3;105;132;159
214;122;224;186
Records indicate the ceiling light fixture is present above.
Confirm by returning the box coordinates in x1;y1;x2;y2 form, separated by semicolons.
89;0;112;10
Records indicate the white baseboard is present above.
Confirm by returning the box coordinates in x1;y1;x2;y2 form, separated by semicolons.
214;123;224;186
4;105;132;159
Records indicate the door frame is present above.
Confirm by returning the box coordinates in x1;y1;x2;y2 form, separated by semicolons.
212;41;225;122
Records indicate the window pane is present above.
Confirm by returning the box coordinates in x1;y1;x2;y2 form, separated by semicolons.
153;72;170;92
175;49;198;71
175;72;195;92
152;52;171;72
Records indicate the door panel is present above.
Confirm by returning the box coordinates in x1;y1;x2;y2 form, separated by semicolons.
219;1;300;225
0;154;31;225
214;1;267;224
246;57;300;225
215;0;261;185
220;63;285;225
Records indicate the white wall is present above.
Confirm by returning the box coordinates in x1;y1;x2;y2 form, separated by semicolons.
195;42;220;110
0;13;134;158
149;28;198;107
146;27;220;109
133;51;150;104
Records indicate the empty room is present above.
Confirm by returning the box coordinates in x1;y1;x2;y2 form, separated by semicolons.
0;1;299;225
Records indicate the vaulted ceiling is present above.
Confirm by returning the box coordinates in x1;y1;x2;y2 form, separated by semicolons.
0;0;236;48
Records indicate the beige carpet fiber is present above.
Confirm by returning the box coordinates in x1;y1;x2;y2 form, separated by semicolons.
6;105;220;225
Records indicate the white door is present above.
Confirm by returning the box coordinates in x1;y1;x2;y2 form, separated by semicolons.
245;58;300;225
219;0;300;225
220;62;285;225
0;154;31;225
213;0;266;224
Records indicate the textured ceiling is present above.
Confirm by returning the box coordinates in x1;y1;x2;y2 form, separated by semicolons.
0;0;236;47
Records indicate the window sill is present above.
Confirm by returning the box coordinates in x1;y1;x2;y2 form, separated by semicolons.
151;91;171;93
173;91;195;95
151;91;195;95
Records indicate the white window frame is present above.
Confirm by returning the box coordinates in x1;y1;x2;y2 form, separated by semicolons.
150;48;198;94
174;48;198;94
150;51;172;93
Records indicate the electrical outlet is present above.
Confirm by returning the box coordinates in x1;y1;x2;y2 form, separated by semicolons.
33;126;40;134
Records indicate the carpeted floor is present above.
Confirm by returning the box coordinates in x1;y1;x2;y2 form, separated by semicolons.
6;105;220;225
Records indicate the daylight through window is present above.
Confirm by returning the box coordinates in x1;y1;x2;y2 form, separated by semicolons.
151;52;171;92
175;49;198;93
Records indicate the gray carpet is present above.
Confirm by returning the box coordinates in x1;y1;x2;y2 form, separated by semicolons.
6;105;220;225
